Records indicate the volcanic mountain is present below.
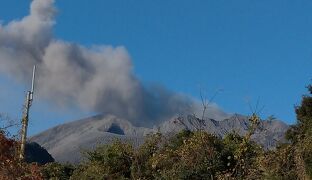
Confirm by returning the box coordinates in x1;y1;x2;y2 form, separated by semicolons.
30;114;289;164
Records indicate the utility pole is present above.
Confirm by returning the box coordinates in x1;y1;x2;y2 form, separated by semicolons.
19;65;36;161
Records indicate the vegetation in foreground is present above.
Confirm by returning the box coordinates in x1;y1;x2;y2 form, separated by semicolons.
0;85;311;179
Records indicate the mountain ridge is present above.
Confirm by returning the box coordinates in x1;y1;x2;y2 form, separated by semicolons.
30;114;289;164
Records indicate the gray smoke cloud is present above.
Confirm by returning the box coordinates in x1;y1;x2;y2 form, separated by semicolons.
0;0;227;126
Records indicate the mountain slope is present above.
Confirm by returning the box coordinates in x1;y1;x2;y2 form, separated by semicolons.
30;114;152;163
30;114;288;164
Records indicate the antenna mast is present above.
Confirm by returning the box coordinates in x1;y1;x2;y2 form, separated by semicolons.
19;65;36;161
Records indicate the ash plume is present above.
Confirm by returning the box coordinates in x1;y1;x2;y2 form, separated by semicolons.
0;0;227;126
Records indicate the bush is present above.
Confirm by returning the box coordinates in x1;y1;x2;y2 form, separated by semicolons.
71;140;134;179
42;162;75;180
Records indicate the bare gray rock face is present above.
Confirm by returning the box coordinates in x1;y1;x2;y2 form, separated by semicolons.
30;114;288;164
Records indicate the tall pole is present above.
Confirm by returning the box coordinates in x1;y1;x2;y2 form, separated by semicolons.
19;65;36;161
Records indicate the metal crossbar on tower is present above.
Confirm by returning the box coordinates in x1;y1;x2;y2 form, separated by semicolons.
19;65;36;160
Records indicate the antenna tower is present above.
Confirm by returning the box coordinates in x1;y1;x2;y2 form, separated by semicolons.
19;65;36;160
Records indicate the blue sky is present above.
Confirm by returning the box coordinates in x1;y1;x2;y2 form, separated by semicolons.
0;0;311;135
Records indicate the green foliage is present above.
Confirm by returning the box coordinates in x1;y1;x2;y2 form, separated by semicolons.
286;85;312;142
269;84;312;179
131;132;163;179
150;131;224;179
290;85;312;178
42;162;75;180
71;140;134;179
221;132;262;178
261;144;298;179
295;88;312;138
165;130;193;150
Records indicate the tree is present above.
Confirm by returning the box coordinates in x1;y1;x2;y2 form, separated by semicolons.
131;132;163;179
148;131;224;179
42;162;75;180
286;85;312;178
71;140;134;179
264;84;312;179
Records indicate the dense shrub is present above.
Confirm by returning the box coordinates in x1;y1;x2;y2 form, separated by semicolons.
41;162;75;180
71;141;134;179
68;130;263;180
261;85;312;179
